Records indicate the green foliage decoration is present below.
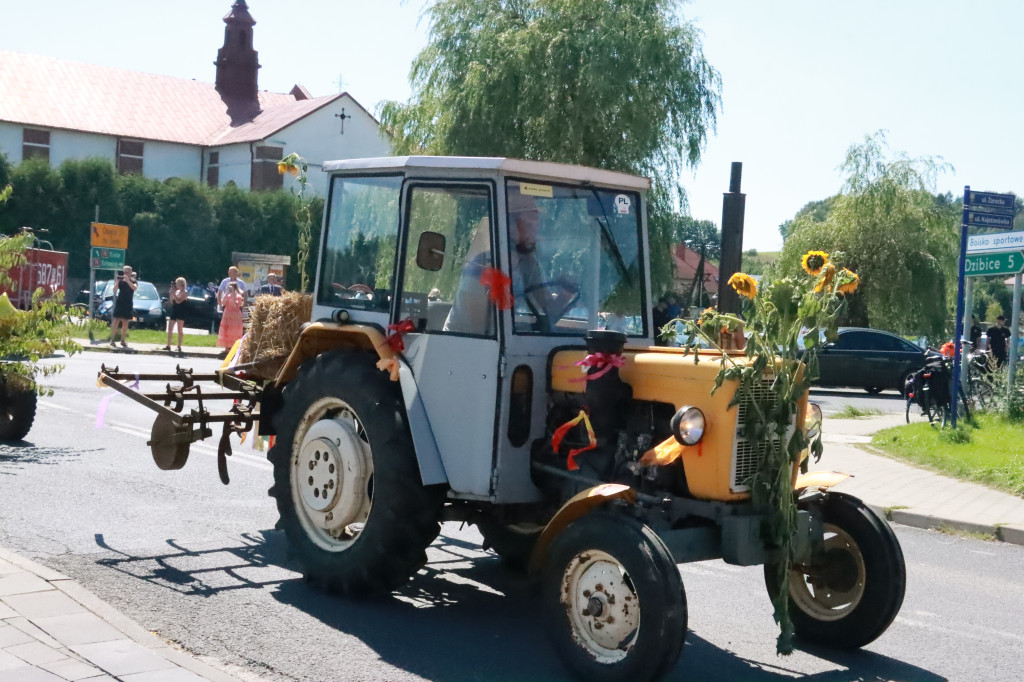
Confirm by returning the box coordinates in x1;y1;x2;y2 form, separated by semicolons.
667;251;859;654
0;188;81;396
277;153;314;292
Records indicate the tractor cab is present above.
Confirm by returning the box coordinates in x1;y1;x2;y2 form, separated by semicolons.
312;157;652;502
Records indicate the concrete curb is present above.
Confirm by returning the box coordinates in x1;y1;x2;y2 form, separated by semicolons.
79;343;223;360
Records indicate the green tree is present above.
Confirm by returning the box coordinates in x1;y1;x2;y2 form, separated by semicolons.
778;196;837;242
379;0;722;292
778;132;959;340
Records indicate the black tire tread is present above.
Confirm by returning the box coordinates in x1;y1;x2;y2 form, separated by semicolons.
268;350;444;596
0;380;37;441
767;491;906;649
542;511;687;682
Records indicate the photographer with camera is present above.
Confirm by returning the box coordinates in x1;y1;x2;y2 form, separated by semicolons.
109;265;137;349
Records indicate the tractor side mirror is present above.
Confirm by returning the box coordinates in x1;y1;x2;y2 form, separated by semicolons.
416;231;446;271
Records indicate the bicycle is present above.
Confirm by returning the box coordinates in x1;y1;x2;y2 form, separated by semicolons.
904;348;971;426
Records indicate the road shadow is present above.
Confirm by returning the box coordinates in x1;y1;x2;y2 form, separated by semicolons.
0;442;93;472
89;530;945;682
811;388;905;401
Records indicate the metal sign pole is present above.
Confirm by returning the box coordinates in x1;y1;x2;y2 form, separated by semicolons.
950;186;970;427
89;205;98;319
1008;273;1022;400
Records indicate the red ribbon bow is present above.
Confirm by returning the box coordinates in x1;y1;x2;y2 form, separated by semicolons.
551;409;597;471
479;266;514;311
382;319;416;353
569;352;625;383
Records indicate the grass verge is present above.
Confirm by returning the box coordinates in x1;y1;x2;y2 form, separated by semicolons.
69;323;219;348
831;405;883;419
871;412;1024;496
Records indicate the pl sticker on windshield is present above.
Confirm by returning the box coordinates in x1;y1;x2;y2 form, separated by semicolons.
614;194;632;215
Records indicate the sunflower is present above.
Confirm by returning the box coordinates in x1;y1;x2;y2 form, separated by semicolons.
836;269;859;295
727;272;758;300
814;263;837;293
277;161;300;176
801;250;829;276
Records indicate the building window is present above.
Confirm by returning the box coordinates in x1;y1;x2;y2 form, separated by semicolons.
22;129;50;163
251;146;284;191
207;151;220;188
117;139;144;175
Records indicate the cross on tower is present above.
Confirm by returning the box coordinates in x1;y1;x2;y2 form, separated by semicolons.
335;108;352;135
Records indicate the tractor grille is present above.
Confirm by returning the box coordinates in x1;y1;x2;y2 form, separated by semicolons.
730;377;778;493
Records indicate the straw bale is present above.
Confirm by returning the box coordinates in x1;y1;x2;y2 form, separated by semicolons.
239;292;313;376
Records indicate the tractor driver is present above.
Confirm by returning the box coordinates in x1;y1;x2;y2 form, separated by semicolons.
443;190;577;334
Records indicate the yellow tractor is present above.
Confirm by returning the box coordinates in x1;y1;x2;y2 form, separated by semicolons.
100;156;905;681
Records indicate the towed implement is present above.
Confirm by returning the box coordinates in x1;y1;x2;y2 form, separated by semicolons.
100;156;905;681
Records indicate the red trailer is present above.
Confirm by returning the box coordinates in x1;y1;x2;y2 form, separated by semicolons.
1;247;69;309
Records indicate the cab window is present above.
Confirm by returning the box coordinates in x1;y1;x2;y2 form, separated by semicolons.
317;175;402;312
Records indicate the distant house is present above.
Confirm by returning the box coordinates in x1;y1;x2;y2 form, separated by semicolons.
0;1;388;197
671;243;719;303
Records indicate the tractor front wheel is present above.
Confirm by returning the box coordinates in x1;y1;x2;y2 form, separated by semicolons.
765;492;906;649
542;511;686;682
268;350;444;596
0;377;37;441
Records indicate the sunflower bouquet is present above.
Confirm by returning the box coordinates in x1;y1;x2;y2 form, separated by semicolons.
665;250;859;655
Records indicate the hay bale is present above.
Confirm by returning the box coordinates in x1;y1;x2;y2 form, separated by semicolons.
239;292;312;376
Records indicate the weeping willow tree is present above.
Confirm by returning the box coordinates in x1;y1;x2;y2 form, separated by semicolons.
379;0;722;292
778;132;960;341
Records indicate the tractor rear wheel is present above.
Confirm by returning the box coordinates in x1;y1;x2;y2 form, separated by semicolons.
0;377;37;441
542;511;686;682
268;350;444;596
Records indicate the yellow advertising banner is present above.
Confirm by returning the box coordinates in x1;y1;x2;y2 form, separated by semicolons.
90;222;129;249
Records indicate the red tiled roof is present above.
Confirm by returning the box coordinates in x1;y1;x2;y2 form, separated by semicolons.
0;49;341;146
672;244;720;292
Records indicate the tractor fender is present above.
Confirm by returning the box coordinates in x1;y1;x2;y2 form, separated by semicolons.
272;322;448;486
527;484;637;575
795;470;851;495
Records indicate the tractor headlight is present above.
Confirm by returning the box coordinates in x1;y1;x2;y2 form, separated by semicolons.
805;402;822;440
670;406;705;446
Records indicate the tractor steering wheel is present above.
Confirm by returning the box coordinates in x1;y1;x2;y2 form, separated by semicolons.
521;280;582;332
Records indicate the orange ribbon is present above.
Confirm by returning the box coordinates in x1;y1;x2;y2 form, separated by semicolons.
381;319;416;353
479;267;514;310
551;409;597;471
376;356;400;382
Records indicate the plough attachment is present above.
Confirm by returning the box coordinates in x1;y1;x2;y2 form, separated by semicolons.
97;364;266;484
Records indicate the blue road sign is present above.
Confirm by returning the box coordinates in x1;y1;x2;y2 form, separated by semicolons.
963;210;1014;229
965;190;1015;215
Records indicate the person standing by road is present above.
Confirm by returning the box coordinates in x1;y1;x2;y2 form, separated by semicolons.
217;266;247;309
163;277;188;353
256;273;283;297
217;281;245;355
987;315;1012;366
109;265;137;349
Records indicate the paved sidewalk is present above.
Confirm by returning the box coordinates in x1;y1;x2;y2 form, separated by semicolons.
820;414;1024;546
0;548;248;682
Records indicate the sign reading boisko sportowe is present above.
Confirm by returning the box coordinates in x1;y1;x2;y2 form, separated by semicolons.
967;229;1024;254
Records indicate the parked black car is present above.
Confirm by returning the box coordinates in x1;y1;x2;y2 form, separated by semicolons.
96;280;167;330
162;283;221;332
810;327;927;394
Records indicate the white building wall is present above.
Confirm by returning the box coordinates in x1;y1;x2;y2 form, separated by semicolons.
143;141;201;182
49;130;115;166
208;143;253;190
0;122;26;164
269;94;391;198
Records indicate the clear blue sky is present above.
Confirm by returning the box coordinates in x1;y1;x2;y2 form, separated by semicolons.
2;1;1021;251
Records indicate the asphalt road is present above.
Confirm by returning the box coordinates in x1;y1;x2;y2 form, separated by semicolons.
809;386;907;416
1;351;1022;681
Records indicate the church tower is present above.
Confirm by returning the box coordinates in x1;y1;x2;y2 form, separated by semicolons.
214;1;260;103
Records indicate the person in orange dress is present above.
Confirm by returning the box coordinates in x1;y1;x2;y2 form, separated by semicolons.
217;281;245;351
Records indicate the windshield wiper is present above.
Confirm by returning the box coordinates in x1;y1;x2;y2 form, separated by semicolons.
588;188;633;288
